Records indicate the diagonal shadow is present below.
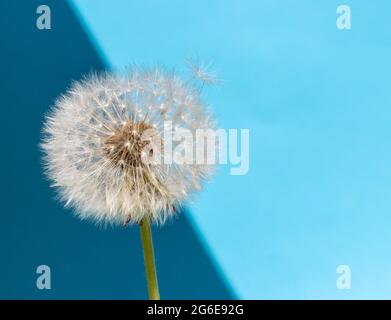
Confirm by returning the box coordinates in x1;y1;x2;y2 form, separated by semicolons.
0;0;233;299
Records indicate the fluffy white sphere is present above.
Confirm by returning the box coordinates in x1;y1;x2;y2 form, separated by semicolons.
41;68;215;225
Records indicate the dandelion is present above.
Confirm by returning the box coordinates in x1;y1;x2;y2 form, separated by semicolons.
41;66;216;299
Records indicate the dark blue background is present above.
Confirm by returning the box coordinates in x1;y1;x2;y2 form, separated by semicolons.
0;0;233;299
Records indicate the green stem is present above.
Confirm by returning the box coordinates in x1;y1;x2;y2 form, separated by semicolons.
140;217;160;300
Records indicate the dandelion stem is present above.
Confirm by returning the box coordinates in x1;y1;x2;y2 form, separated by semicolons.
140;217;160;300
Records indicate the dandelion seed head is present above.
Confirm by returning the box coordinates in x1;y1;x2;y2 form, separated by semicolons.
41;67;215;226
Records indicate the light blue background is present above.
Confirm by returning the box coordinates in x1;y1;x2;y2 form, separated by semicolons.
70;0;391;298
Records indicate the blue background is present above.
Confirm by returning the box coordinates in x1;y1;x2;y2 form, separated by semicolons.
1;0;391;299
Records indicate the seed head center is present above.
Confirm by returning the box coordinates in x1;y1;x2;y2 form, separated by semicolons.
104;121;153;168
